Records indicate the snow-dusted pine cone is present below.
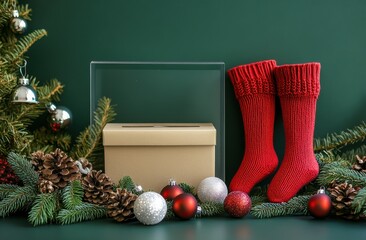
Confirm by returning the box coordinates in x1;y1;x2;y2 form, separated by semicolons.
82;170;114;206
352;155;366;173
107;188;138;222
40;148;81;188
38;178;56;193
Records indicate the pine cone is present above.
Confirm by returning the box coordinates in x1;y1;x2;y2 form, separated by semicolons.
107;188;138;222
41;148;81;188
31;151;47;173
352;155;366;173
82;170;114;206
328;181;362;220
38;178;56;193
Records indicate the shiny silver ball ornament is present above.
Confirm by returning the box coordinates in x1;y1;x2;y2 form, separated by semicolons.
197;177;228;203
12;77;38;104
134;192;167;225
10;10;27;34
46;103;72;132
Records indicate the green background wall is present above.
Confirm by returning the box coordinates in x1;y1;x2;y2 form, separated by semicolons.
28;0;366;183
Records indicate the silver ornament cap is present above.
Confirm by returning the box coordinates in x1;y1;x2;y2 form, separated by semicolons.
134;192;167;225
10;10;27;34
197;177;228;203
12;77;38;104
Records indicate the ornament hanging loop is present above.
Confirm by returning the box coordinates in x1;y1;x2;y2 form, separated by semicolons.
16;59;27;78
317;186;326;194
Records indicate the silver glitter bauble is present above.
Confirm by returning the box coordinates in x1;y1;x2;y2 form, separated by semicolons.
10;10;27;34
197;177;228;203
134;192;167;225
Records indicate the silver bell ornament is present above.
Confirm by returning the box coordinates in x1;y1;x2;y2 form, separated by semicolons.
10;10;27;34
46;102;72;132
12;60;38;104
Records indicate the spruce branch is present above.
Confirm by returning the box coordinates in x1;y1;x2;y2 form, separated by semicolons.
3;29;47;64
30;127;72;154
71;97;116;169
0;184;19;200
317;162;366;186
251;195;310;219
118;176;136;192
7;152;39;186
28;192;59;226
314;121;366;152
352;187;366;214
37;78;64;102
61;180;83;210
57;203;107;225
339;145;366;163
179;183;196;196
0;185;36;217
164;200;175;220
199;202;225;217
251;195;267;206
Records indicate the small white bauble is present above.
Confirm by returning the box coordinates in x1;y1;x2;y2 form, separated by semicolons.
197;177;228;203
134;191;167;225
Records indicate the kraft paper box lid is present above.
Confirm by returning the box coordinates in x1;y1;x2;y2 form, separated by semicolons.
103;123;216;146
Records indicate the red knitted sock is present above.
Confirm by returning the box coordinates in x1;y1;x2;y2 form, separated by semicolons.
268;63;321;203
228;60;278;193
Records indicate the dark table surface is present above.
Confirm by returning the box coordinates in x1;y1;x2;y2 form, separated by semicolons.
1;215;365;240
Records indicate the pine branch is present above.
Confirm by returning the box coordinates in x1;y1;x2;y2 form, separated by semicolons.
57;203;107;225
61;180;83;210
251;195;267;206
7;152;39;186
199;202;225;217
339;145;366;162
317;162;366;186
0;185;36;217
0;184;19;200
30;127;72;154
37;78;64;102
118;176;136;192
164;200;175;220
314;122;366;152
3;29;47;64
352;187;366;214
0;117;32;155
28;192;59;226
251;196;310;219
179;183;196;196
71;97;116;169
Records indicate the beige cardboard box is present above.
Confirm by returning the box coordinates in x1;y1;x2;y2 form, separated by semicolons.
103;123;216;192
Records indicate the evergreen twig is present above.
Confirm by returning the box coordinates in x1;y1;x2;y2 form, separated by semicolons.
57;203;107;225
339;145;366;162
0;186;36;217
61;180;83;210
251;195;310;219
118;176;135;193
313;121;366;152
352;187;366;214
0;184;19;200
71;97;116;169
317;162;366;186
179;182;196;195
199;201;225;217
28;192;59;226
7;152;39;186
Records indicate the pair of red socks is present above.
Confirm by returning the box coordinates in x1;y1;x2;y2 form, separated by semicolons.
228;60;320;203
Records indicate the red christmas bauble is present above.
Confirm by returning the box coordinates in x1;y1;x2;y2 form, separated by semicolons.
224;191;251;218
308;190;332;219
172;193;198;220
160;180;184;200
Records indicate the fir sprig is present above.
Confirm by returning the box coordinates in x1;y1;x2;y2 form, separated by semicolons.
351;187;366;214
28;192;59;226
0;184;19;200
0;186;37;217
313;121;366;152
7;152;39;186
118;176;136;193
317;162;366;186
61;180;83;210
251;195;310;219
57;203;107;225
199;201;225;217
71;97;116;169
179;183;196;196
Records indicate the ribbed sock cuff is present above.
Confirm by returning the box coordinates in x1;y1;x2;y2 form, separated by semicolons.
228;60;277;98
274;62;321;97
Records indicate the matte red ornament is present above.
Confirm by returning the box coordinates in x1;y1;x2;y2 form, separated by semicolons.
172;193;198;220
224;191;251;218
308;187;331;219
160;179;184;200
